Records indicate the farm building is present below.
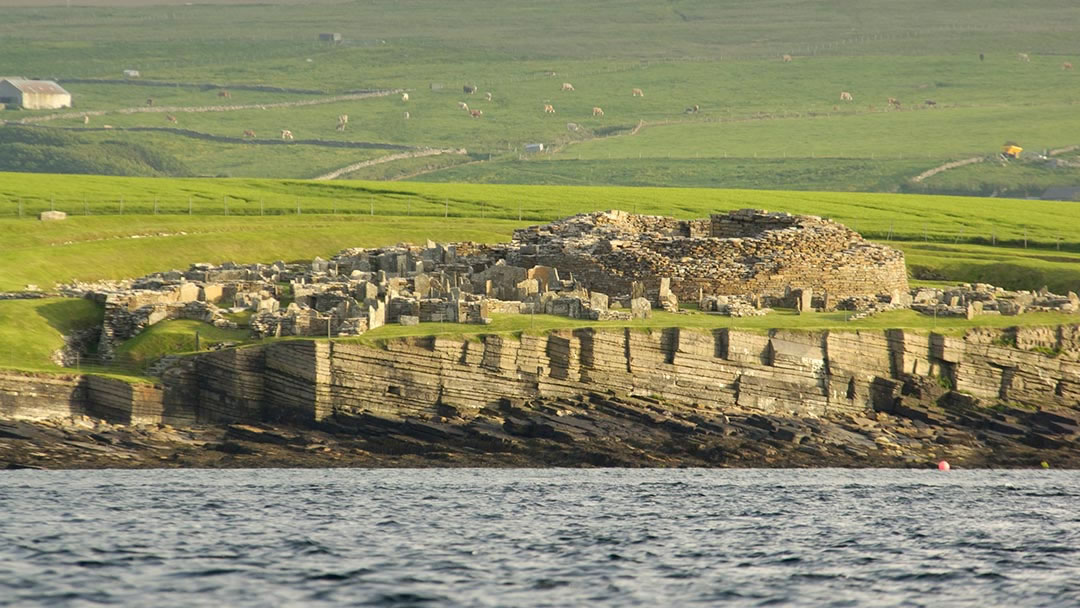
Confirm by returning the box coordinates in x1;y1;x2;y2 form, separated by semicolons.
318;33;342;43
0;78;72;110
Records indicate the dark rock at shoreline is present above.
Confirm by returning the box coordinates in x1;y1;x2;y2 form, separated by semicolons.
2;387;1078;470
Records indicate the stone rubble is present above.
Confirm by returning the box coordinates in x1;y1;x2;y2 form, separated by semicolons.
47;211;1076;361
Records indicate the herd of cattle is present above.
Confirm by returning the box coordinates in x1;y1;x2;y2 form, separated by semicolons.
113;52;1073;141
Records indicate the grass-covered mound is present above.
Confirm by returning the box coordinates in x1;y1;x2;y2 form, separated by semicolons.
0;298;103;372
0;126;191;177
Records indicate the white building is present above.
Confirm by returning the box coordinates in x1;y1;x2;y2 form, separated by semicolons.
0;78;72;110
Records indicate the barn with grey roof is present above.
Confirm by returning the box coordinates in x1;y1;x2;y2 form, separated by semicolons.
0;77;72;110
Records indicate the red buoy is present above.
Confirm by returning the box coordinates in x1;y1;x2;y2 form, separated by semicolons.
938;460;951;471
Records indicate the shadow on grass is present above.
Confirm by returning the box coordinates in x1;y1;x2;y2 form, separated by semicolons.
35;298;104;335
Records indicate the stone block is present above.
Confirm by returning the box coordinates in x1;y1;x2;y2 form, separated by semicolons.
399;315;420;326
39;210;66;221
630;297;651;319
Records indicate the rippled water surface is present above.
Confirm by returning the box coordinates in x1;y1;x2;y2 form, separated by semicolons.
2;469;1079;607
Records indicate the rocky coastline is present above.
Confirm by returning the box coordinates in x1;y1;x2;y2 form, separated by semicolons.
3;384;1077;470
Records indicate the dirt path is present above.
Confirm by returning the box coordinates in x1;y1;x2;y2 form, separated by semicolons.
9;89;402;125
910;156;985;183
313;148;468;180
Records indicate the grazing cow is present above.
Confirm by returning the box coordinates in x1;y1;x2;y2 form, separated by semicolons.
592;106;604;116
280;129;294;140
403;111;410;120
924;99;937;107
243;129;256;138
979;53;984;61
782;54;793;63
82;115;89;125
684;104;700;114
484;91;492;101
336;114;348;131
166;114;177;123
632;88;644;97
470;109;483;118
887;97;901;108
1064;62;1074;70
545;71;557;77
402;92;409;102
218;90;231;99
458;101;469;111
146;97;154;107
464;85;476;94
567;122;580;131
543;104;555;113
1019;53;1031;62
840;91;853;101
561;82;575;91
103;124;114;129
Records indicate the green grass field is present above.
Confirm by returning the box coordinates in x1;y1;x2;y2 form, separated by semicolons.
1;0;1078;190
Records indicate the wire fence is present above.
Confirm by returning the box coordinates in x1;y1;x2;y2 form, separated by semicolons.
3;194;1079;253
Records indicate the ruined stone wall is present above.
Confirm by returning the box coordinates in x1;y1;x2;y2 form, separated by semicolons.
507;210;909;301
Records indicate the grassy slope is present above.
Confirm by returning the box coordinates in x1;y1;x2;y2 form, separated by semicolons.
113;319;251;371
3;172;1080;243
0;298;103;372
1;1;1078;188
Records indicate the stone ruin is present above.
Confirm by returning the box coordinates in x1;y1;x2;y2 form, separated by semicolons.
506;209;910;307
54;209;1078;360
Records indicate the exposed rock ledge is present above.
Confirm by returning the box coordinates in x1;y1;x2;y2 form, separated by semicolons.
2;324;1079;469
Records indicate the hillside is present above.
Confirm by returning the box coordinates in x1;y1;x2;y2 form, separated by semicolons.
0;1;1077;192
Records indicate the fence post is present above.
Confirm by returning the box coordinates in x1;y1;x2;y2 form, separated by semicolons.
224;196;229;216
444;199;448;219
297;199;301;215
188;197;192;215
18;198;22;218
195;330;200;351
154;197;158;215
120;196;124;214
370;198;374;216
260;200;264;216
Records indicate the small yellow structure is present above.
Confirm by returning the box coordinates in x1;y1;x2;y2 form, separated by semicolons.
1002;144;1023;159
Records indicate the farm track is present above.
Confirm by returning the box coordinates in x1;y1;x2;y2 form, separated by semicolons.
313;148;468;180
6;89;402;125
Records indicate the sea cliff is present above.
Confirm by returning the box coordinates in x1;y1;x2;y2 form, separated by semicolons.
2;325;1079;469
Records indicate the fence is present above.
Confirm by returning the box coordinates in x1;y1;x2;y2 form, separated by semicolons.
2;194;1079;253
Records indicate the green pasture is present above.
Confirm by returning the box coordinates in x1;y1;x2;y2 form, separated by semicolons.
559;104;1079;162
410;158;931;191
3;172;1080;249
2;1;1079;189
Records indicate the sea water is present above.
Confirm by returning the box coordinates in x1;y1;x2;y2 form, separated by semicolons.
1;468;1078;607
